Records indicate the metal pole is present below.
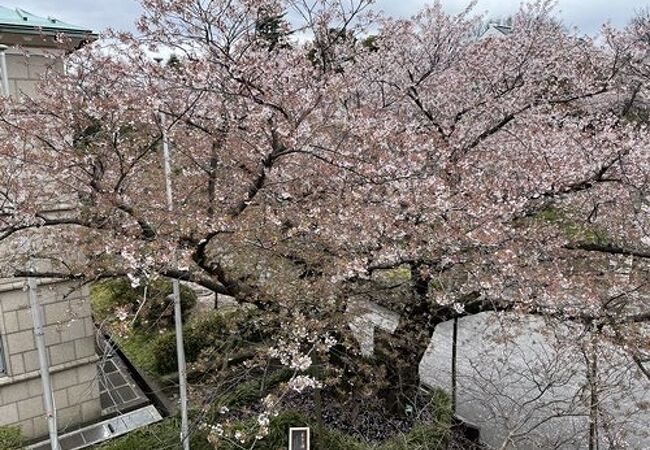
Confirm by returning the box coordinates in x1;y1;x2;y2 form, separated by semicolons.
27;266;61;450
0;44;10;96
161;112;190;450
451;317;458;415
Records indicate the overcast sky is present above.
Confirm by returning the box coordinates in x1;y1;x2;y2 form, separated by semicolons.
6;0;650;36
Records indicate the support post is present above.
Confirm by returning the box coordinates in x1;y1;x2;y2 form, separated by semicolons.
27;267;60;450
451;317;458;414
588;332;599;450
0;44;10;96
161;112;190;450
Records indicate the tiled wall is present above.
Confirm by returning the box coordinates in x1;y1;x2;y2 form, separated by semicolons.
4;49;64;98
0;280;101;439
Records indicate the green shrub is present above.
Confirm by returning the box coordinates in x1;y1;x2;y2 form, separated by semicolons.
0;425;24;450
219;380;262;408
151;312;233;374
91;277;196;329
378;390;452;450
149;331;180;374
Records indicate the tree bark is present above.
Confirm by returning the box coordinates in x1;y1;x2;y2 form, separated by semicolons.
372;263;436;413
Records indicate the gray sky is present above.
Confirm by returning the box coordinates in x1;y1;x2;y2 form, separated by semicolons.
5;0;650;36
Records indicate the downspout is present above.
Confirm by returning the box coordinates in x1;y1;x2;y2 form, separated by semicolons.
0;44;10;96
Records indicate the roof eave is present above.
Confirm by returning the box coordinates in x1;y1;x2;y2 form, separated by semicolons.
0;24;98;51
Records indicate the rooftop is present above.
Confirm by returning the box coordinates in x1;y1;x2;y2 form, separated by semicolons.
0;6;91;33
0;5;95;41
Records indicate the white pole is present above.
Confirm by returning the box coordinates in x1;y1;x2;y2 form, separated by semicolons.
0;44;10;96
27;264;60;450
161;112;190;450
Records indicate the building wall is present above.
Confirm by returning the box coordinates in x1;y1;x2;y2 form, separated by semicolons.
0;40;101;440
0;279;101;439
4;47;64;98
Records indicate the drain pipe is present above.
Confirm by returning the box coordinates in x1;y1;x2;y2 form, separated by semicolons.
27;262;61;450
0;44;10;96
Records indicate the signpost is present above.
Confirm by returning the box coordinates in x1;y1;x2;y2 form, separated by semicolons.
288;427;310;450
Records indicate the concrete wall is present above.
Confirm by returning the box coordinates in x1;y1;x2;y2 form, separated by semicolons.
0;279;101;439
4;47;64;98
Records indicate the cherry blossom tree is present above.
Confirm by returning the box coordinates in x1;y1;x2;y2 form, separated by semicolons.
0;0;649;436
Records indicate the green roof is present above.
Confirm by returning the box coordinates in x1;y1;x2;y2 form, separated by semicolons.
0;5;94;35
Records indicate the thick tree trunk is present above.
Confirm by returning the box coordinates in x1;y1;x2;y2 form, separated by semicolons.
372;263;436;413
374;313;434;413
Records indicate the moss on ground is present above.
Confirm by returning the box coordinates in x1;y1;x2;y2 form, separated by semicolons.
112;330;161;376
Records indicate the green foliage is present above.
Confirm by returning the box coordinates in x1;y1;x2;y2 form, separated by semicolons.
622;104;650;125
113;308;259;382
151;311;236;375
93;417;211;450
151;308;267;375
563;222;601;243
209;368;292;413
215;407;450;450
361;35;379;52
212;389;451;449
376;389;451;450
377;266;411;283
428;279;444;291
0;426;24;450
259;410;310;449
377;422;449;450
255;7;289;51
167;53;181;68
313;426;367;450
91;277;196;329
147;330;180;375
537;207;562;223
218;379;261;408
533;207;604;244
205;411;297;450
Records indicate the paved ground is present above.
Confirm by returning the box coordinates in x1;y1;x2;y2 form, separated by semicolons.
98;355;149;415
419;313;650;449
